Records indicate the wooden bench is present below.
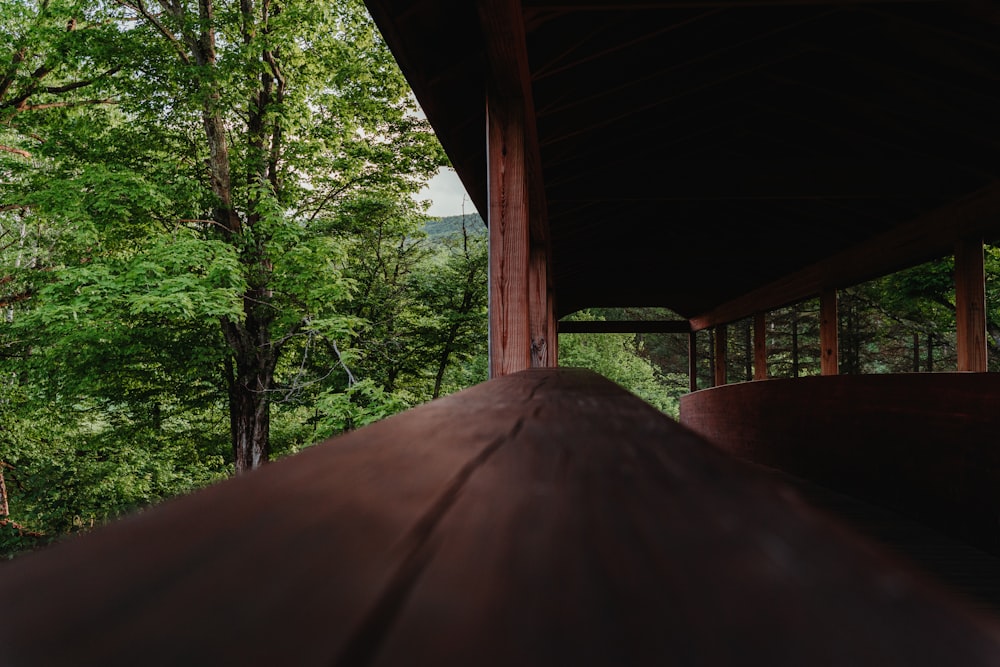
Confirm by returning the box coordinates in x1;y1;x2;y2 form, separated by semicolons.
4;368;1000;665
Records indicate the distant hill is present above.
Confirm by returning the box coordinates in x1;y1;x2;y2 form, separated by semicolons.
423;213;486;242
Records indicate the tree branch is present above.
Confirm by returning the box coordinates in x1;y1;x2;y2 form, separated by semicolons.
0;144;31;158
43;66;122;94
14;97;115;112
121;0;192;66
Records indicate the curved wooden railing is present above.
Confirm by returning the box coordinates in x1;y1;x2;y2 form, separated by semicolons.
4;369;1000;665
681;373;1000;555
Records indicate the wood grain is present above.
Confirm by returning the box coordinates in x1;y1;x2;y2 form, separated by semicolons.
4;369;1000;665
487;92;531;377
956;238;987;372
820;288;839;375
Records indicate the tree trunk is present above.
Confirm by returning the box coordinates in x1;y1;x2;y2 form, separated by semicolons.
0;463;9;519
225;319;277;474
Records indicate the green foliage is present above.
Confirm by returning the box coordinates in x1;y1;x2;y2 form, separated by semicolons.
560;311;682;417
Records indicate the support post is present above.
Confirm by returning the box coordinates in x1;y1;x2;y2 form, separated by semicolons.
714;324;728;387
529;245;553;367
753;312;767;381
820;288;839;376
688;331;698;392
955;238;987;372
487;93;531;378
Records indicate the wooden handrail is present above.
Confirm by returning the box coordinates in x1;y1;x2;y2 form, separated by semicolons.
3;368;1000;665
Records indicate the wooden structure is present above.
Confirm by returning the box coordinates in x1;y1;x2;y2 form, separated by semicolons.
6;370;1000;665
4;1;1000;663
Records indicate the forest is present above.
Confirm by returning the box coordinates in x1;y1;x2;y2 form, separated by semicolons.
2;0;998;559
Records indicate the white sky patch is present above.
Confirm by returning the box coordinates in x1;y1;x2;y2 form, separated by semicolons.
408;96;475;218
417;167;474;217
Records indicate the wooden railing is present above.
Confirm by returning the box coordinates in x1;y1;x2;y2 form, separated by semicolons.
681;373;1000;555
4;368;1000;665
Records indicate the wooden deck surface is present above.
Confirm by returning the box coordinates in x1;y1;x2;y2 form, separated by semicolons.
3;368;1000;665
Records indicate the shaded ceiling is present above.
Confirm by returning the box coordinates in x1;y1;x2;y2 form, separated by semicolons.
365;0;1000;326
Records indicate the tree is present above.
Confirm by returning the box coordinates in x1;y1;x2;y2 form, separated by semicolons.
6;0;445;474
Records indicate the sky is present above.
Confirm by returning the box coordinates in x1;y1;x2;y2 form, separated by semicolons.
416;167;474;217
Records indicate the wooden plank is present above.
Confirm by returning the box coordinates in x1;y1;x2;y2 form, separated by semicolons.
820;288;839;376
4;369;1000;665
955;238;987;372
680;373;1000;556
558;320;692;334
0;373;550;666
753;311;768;381
529;244;552;367
487;93;531;377
548;279;558;366
689;331;698;392
713;323;728;387
477;0;550;246
367;370;1000;666
690;181;1000;331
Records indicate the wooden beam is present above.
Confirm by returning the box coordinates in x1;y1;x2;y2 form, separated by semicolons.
558;320;692;334
530;245;553;367
955;238;987;372
478;0;549;245
689;331;698;392
754;312;768;381
820;288;839;376
548;276;558;367
488;93;531;377
8;368;1000;664
690;181;1000;330
714;324;728;387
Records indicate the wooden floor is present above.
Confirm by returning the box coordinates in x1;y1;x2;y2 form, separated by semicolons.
3;368;1000;665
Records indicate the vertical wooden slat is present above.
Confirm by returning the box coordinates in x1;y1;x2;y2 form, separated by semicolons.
688;331;698;392
714;324;728;387
487;93;531;378
529;245;551;367
956;238;987;372
547;284;558;367
820;288;839;376
753;312;767;381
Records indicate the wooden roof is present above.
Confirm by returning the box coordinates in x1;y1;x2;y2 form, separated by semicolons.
365;0;1000;326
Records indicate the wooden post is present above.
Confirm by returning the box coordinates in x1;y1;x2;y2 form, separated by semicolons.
714;324;728;387
487;93;531;378
753;312;767;381
529;245;553;367
955;238;987;372
820;288;839;376
688;331;698;392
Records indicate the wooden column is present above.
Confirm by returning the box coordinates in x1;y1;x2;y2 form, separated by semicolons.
820;288;839;376
956;238;987;372
714;324;728;387
753;312;768;381
487;94;531;378
529;245;553;367
688;331;698;392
